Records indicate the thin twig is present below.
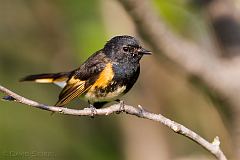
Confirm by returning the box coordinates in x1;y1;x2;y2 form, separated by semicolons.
0;85;227;160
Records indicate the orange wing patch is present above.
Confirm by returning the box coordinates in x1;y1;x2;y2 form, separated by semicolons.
91;63;114;89
55;63;114;106
55;77;88;106
85;63;114;102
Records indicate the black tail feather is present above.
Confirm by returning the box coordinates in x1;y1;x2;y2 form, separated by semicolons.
20;72;71;82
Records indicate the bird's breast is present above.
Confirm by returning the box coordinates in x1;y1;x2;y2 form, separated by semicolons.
85;82;126;102
84;62;139;102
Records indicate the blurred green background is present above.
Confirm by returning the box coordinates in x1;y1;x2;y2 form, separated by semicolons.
0;0;234;160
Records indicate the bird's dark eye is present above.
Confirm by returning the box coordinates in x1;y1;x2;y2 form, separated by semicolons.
123;47;129;52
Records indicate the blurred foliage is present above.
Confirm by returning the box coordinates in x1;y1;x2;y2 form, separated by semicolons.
0;0;233;159
0;0;121;160
57;0;107;61
153;0;201;37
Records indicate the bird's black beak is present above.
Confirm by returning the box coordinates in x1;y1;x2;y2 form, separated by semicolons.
138;48;152;55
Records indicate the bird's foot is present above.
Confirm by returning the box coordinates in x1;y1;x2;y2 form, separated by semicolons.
116;99;125;114
89;104;97;118
2;95;16;101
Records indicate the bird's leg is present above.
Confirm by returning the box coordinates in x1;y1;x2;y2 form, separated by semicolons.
116;99;125;113
88;101;97;118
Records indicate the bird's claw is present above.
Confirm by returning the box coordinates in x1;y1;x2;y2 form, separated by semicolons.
89;104;97;118
116;100;125;114
2;95;16;101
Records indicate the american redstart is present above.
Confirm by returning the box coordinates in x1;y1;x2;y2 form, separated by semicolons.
20;35;151;108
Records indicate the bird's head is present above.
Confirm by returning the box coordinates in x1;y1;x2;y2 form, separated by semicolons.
103;35;151;63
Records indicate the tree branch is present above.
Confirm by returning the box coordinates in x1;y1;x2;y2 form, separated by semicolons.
116;0;240;158
0;85;227;160
116;0;240;99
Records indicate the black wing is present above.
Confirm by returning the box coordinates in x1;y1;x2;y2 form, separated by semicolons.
55;50;110;106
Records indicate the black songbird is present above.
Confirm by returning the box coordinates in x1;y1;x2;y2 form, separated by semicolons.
21;35;151;108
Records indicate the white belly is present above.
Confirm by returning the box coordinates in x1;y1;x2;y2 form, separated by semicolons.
54;81;67;88
85;86;126;102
